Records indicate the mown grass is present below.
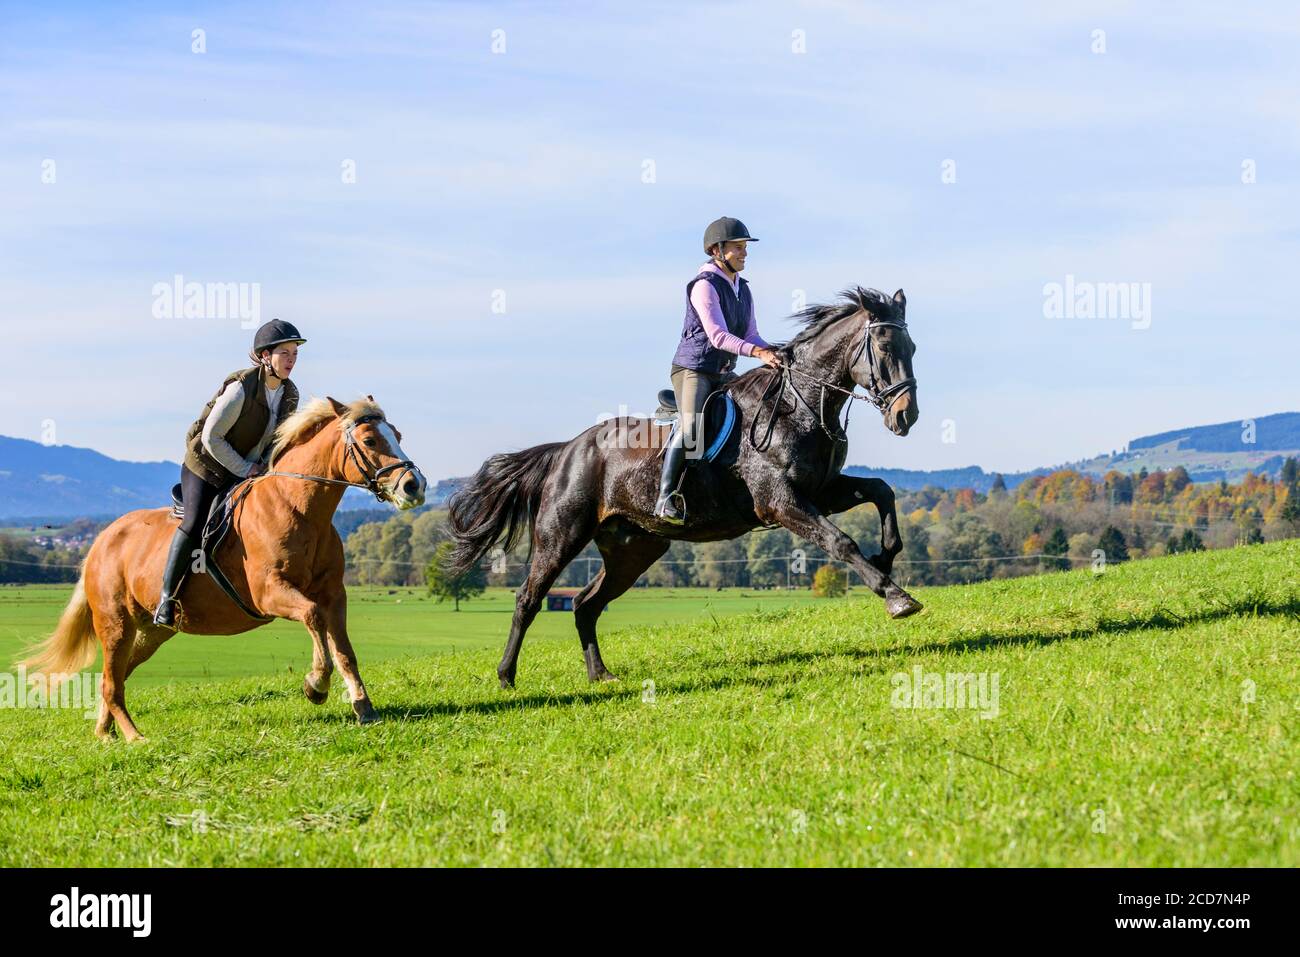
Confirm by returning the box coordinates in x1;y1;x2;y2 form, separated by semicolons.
0;542;1296;866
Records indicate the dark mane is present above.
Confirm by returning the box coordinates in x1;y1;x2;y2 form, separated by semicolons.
780;286;895;352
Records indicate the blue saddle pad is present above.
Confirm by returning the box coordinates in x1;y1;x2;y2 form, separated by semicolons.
702;392;737;462
662;392;736;463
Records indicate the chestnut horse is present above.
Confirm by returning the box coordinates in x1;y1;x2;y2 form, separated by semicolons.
18;397;427;741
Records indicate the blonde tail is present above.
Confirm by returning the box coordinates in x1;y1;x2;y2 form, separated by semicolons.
16;576;98;689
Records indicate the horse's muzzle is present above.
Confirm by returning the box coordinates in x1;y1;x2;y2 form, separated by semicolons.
389;467;427;510
888;391;918;436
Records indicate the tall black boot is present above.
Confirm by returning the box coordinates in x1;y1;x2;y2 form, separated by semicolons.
653;427;688;524
153;527;194;628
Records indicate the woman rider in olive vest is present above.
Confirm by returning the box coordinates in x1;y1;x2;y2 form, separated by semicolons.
653;217;782;523
152;319;306;627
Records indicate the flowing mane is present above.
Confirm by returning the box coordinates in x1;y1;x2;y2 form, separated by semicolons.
781;287;896;353
269;397;386;465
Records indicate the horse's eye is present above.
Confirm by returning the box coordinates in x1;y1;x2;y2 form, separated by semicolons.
365;438;377;448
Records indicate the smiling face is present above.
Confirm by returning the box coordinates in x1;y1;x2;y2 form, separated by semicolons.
851;289;919;437
350;418;427;509
710;239;749;273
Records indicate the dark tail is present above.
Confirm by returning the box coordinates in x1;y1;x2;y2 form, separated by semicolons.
445;442;566;578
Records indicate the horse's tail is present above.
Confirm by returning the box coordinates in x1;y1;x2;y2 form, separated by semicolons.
17;573;98;687
445;442;566;578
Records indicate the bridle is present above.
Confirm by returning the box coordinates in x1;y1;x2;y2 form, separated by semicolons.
741;312;916;451
257;414;418;504
842;316;917;414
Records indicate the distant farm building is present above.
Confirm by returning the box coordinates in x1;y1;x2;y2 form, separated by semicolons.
546;590;578;611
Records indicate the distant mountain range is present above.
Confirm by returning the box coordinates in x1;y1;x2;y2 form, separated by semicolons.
845;411;1300;492
2;411;1298;520
0;435;459;522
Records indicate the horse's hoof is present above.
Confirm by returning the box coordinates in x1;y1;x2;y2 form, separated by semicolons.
303;676;329;705
499;675;515;690
591;671;620;684
353;700;380;725
887;594;924;619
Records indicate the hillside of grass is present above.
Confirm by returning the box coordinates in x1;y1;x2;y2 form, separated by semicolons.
0;541;1296;866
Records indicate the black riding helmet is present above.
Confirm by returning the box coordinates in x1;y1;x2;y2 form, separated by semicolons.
252;319;307;355
703;216;758;256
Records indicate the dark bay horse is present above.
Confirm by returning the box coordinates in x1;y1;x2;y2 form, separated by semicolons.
447;287;922;689
18;397;427;740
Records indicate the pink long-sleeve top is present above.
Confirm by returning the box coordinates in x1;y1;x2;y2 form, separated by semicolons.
690;261;771;358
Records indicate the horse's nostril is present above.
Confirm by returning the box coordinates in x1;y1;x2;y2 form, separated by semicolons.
403;478;419;497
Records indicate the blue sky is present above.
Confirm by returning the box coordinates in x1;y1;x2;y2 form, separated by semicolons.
1;1;1297;478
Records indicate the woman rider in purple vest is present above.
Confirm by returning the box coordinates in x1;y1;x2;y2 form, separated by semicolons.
654;217;782;523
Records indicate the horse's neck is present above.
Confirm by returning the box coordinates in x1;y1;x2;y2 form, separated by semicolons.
785;321;857;422
266;426;348;517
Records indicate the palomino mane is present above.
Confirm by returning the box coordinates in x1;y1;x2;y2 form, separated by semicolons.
269;397;385;465
781;287;896;353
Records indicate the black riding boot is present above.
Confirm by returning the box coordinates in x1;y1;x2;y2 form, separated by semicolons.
152;527;194;628
653;427;688;524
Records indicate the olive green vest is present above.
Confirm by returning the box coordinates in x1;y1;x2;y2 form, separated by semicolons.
183;367;299;486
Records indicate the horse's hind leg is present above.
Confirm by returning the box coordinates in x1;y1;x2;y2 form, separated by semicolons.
499;514;595;690
126;625;174;679
573;525;669;682
95;611;146;742
95;625;172;740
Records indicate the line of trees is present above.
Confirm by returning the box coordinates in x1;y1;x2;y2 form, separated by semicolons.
337;461;1299;590
5;460;1294;588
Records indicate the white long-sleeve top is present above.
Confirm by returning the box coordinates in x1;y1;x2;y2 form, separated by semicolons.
201;381;286;478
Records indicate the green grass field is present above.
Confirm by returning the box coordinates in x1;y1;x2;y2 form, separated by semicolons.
0;542;1296;866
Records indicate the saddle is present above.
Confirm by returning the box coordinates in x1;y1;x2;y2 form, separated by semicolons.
168;480;271;622
654;385;740;465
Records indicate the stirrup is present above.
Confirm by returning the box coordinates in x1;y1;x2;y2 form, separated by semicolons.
152;598;178;629
655;490;686;524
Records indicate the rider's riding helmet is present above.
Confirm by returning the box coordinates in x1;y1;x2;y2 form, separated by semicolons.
703;217;759;261
252;319;307;356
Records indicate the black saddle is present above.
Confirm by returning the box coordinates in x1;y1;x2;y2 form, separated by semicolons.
168;480;270;622
653;384;741;465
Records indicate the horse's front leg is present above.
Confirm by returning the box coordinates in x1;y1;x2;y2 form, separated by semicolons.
321;590;378;724
814;474;903;577
763;489;922;619
258;578;338;712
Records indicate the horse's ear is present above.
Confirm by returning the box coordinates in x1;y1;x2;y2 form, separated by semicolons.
893;288;906;307
366;394;375;402
326;396;350;418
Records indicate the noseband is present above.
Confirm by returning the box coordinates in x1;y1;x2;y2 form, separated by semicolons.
342;415;419;503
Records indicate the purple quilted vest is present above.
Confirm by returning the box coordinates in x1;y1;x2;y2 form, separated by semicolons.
671;272;752;374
